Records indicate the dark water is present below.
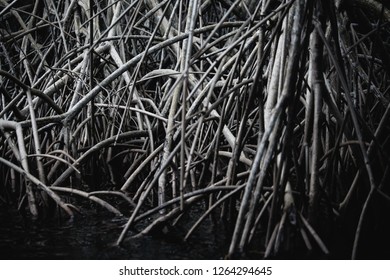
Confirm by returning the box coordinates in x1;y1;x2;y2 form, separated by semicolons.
0;207;231;260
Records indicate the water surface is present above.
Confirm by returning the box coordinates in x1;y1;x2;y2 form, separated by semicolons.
0;207;230;260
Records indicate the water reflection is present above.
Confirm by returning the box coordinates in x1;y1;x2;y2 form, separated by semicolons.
0;207;229;259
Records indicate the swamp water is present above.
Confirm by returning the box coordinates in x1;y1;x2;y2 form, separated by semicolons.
0;207;232;259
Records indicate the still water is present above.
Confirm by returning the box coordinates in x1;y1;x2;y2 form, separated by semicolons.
0;207;230;260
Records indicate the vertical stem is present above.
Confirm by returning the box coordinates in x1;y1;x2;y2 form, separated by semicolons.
229;0;305;256
89;0;95;144
26;89;46;184
181;0;199;211
89;0;96;185
0;120;38;216
308;2;324;226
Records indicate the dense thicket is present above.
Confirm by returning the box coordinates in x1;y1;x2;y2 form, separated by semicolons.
1;0;390;259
